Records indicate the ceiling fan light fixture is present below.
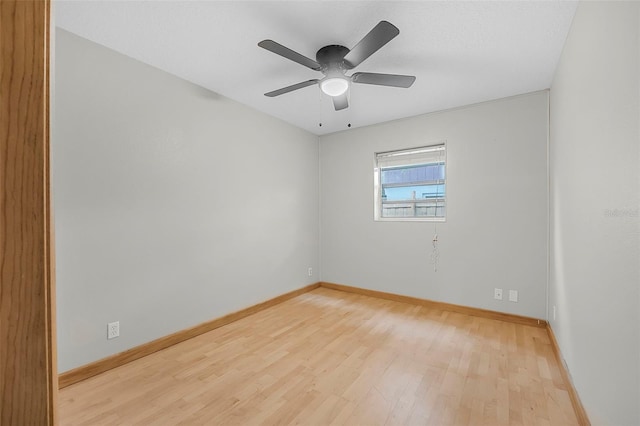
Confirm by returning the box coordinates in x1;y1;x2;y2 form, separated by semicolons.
320;77;349;97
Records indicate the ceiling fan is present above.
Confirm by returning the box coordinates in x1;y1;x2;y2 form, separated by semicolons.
258;21;416;111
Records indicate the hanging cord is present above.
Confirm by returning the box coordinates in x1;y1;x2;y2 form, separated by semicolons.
431;222;439;272
431;188;440;272
430;148;444;272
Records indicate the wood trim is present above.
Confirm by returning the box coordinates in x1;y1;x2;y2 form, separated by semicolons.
320;282;547;328
546;324;591;425
0;0;57;424
45;9;58;423
59;283;321;388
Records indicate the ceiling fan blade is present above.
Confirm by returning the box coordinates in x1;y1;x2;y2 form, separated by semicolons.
351;72;416;88
343;21;399;69
264;79;319;97
258;40;322;71
332;93;349;111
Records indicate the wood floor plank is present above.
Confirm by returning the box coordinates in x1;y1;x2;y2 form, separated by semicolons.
59;288;579;425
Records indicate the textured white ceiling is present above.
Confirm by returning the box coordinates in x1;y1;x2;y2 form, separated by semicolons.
54;1;577;136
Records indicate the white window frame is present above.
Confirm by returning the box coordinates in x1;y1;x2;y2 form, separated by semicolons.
374;142;447;222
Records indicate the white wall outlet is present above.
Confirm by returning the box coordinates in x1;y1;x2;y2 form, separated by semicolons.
107;321;120;339
509;290;519;302
308;267;313;277
553;305;557;321
494;288;503;300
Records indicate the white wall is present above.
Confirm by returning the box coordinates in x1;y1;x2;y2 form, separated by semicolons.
319;92;548;319
549;2;640;424
53;29;319;372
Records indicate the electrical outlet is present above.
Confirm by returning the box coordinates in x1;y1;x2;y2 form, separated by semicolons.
308;267;313;277
553;305;556;321
107;321;119;339
509;290;518;302
494;288;503;300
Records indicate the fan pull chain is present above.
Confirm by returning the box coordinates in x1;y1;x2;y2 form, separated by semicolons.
318;90;324;128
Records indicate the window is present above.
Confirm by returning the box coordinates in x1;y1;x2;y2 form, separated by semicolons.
374;143;446;221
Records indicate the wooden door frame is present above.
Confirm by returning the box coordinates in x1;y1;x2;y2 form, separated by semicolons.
0;0;57;424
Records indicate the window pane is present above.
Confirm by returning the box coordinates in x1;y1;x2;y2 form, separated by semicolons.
382;184;445;202
382;204;414;217
381;200;445;218
415;203;446;217
381;164;444;185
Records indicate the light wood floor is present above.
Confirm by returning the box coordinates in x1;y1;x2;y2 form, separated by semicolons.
59;288;579;425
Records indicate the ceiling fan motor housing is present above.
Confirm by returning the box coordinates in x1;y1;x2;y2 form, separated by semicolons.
316;45;350;73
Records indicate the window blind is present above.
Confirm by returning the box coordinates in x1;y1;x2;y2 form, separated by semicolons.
376;144;445;169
